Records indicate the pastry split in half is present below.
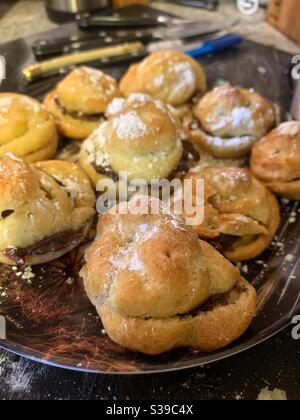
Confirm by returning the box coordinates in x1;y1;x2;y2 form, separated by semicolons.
80;93;200;188
0;93;58;163
120;51;207;119
251;121;300;200
179;167;280;262
44;66;121;140
82;195;257;355
0;156;95;266
185;84;276;159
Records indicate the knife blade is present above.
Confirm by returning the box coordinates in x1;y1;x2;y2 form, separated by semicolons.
32;20;229;58
77;13;187;29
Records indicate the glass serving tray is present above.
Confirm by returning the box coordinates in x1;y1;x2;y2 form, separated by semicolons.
0;31;299;373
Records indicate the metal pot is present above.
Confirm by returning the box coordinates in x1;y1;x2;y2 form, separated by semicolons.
45;0;108;14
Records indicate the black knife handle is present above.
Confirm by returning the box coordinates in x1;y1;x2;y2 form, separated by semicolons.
32;33;153;58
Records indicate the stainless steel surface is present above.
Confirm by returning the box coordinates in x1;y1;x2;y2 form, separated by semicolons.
45;0;108;13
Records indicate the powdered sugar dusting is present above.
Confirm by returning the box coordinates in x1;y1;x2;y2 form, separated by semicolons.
231;107;253;129
81;66;105;84
169;61;196;101
107;97;126;116
113;111;148;140
277;121;300;137
0;96;13;113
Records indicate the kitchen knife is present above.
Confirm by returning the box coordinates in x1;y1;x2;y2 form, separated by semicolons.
32;20;228;58
77;13;187;28
23;34;242;82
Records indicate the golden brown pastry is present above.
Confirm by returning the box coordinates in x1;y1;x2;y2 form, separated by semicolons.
185;84;276;159
251;121;300;200
82;195;257;355
0;93;58;163
120;51;206;112
0;156;95;266
178;167;280;262
44;66;121;140
80;93;199;188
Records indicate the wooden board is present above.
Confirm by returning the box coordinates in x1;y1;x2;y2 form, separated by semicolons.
268;0;300;44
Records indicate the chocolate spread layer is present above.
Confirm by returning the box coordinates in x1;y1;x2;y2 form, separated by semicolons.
207;234;239;253
184;283;247;318
2;226;87;266
55;97;106;122
92;140;200;183
92;161;120;182
169;140;200;180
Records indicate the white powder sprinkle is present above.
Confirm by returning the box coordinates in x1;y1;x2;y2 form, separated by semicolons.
277;121;300;137
106;97;126;115
113;111;148;140
0;96;13;113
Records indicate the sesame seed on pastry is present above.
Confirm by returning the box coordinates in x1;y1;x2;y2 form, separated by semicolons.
178;167;280;262
120;51;207;111
81;195;257;355
250;121;300;200
79;93;192;188
44;66;121;140
0;93;58;163
0;156;95;266
184;84;276;159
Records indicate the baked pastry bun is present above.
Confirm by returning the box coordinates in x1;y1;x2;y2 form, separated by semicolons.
0;93;58;163
185;84;276;159
0;156;95;266
44;66;121;140
80;93;199;188
120;51;207;109
178;167;280;262
82;195;257;355
250;121;300;200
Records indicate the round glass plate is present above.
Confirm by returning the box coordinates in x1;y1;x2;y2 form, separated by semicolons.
0;37;298;373
0;200;299;374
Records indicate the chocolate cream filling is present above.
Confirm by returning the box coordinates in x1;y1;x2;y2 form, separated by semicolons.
55;97;106;122
207;234;239;254
92;140;200;183
142;283;247;321
2;225;87;265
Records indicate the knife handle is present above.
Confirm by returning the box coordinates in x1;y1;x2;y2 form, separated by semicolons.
187;34;242;57
23;41;145;82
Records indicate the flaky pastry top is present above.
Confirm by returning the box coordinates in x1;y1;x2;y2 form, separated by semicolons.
55;66;121;114
251;121;300;183
81;93;184;182
0;156;95;251
84;196;241;320
120;51;207;107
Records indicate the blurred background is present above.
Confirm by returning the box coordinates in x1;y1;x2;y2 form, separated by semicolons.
0;1;298;55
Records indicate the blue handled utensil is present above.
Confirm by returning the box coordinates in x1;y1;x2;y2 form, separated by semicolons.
185;33;242;57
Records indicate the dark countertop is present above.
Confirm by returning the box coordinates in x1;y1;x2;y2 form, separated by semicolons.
0;327;299;400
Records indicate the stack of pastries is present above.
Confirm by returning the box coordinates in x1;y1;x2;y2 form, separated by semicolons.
1;49;298;356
